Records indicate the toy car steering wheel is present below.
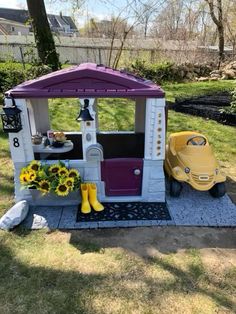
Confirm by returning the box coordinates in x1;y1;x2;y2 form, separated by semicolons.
187;135;207;146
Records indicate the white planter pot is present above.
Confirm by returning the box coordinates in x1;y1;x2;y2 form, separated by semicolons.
29;189;81;206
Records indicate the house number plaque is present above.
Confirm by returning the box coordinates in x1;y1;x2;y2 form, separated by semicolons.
13;137;20;147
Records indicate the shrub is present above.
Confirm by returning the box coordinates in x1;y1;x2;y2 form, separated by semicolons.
129;59;214;84
0;61;52;103
226;88;236;113
130;60;179;84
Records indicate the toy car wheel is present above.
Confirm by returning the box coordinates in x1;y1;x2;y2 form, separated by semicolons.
170;179;182;197
209;182;226;198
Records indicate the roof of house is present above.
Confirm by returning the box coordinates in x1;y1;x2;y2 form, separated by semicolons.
0;7;28;24
0;8;78;31
0;17;30;28
7;63;164;98
47;14;77;30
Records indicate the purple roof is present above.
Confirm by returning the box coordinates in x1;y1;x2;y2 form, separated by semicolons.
7;63;165;98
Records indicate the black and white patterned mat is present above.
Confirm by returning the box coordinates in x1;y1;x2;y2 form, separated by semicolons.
77;202;171;222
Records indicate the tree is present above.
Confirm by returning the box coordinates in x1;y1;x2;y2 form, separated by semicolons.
204;0;225;64
224;0;236;56
26;0;60;70
132;0;161;39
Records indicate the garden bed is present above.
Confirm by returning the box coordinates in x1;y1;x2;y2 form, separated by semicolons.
169;92;236;126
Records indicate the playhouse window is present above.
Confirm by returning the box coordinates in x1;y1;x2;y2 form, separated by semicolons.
96;98;145;159
30;97;145;160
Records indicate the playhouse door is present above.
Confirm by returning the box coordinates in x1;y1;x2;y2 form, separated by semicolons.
101;158;143;196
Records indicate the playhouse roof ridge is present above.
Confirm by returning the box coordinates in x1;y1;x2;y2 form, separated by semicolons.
6;62;165;99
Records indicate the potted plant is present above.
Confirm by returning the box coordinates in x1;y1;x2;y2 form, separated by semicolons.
19;160;81;199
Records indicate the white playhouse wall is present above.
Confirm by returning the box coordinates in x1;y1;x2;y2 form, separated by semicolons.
142;98;166;202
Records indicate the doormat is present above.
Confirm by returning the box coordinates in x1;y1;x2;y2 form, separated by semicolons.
77;202;171;222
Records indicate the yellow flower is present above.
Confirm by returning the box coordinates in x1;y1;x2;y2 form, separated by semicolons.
20;173;30;185
58;167;69;177
20;167;28;175
68;169;79;179
28;171;37;182
38;180;50;194
55;183;70;196
64;177;74;190
28;160;40;172
49;164;60;175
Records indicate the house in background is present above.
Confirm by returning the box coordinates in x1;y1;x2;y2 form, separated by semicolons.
47;13;78;36
0;18;30;35
0;7;78;36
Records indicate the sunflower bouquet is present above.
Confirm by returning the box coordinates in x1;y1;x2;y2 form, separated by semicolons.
19;160;81;196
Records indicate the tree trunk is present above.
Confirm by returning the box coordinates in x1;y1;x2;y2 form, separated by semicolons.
26;0;60;70
205;0;225;66
218;25;224;65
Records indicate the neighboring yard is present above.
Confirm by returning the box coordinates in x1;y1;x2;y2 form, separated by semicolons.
0;81;236;314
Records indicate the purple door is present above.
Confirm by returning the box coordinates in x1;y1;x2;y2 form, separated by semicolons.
101;158;143;196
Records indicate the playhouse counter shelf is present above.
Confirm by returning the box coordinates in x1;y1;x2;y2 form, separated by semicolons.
32;141;74;153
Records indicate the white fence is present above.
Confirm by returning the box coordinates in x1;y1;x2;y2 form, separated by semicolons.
0;35;231;65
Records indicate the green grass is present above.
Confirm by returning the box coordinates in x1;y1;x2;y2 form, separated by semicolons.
163;80;235;102
0;130;14;217
0;228;235;314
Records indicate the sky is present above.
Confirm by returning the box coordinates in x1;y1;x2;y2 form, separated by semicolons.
0;0;128;26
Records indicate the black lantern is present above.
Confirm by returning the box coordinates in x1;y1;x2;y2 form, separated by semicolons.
0;96;22;133
76;99;94;122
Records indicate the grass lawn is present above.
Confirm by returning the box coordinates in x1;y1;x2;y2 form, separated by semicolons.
0;81;236;313
163;80;235;102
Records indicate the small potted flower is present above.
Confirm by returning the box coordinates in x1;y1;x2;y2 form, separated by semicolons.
19;160;81;199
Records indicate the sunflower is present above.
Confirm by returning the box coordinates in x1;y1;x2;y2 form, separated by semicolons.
28;160;40;172
64;177;74;190
28;171;37;182
49;164;60;175
58;167;69;177
55;183;70;196
20;167;29;175
20;173;30;185
68;169;79;179
38;180;51;194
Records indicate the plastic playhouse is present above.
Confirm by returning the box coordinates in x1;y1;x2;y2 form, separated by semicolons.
2;63;166;206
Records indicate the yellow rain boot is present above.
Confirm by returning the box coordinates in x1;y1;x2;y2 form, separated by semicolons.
88;183;104;212
80;183;91;214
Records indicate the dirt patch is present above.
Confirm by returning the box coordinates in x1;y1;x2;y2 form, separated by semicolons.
69;227;236;259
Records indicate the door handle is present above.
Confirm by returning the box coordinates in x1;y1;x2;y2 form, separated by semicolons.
134;169;141;175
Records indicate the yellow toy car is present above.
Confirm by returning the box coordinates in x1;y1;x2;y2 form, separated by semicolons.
164;131;226;197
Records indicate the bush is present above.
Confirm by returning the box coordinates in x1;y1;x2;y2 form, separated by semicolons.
0;61;52;103
130;60;179;84
0;62;25;93
226;88;236;113
129;59;214;84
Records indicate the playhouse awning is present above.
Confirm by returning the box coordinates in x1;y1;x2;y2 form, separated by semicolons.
6;63;164;98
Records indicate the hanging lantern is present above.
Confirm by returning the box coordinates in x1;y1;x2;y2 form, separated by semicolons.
0;96;22;133
76;99;94;122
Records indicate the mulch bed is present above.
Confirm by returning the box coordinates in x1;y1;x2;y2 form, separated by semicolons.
168;92;236;126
